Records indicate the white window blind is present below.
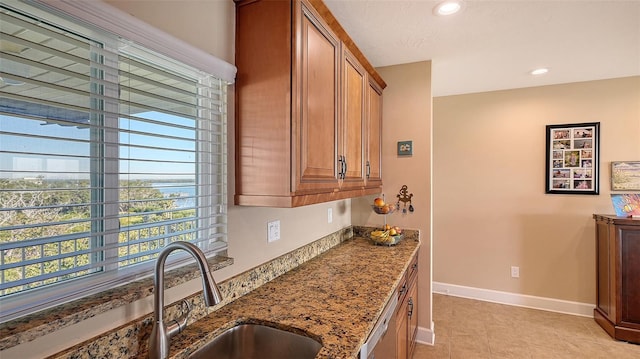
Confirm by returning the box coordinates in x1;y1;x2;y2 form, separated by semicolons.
0;3;227;321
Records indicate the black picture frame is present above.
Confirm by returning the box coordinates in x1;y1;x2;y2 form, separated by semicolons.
545;122;600;195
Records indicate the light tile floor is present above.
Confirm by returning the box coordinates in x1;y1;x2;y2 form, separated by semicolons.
413;293;640;359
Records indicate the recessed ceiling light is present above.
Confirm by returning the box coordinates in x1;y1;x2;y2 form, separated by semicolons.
530;68;549;76
434;1;462;16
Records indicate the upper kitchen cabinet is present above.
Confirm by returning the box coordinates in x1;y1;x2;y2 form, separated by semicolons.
341;47;366;191
366;78;383;188
234;0;387;207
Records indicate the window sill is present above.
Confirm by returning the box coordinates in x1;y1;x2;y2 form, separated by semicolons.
0;255;233;350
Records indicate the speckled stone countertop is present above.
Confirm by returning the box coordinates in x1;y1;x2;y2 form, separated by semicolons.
162;233;420;359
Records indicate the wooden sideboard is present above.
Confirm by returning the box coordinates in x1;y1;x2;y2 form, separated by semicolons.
592;214;640;343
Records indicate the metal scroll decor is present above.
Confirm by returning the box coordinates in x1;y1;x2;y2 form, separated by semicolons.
396;185;414;213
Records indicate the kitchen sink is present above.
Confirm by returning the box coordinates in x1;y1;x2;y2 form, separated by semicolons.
188;323;322;359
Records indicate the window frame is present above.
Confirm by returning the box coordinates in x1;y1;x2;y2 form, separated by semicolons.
0;0;235;323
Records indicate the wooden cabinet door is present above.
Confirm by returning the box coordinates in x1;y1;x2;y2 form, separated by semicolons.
408;280;419;358
341;49;366;190
366;79;383;187
293;1;340;194
593;215;640;343
595;219;614;321
396;302;408;359
620;226;640;328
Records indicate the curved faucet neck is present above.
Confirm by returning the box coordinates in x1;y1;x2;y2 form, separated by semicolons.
149;241;223;359
153;241;222;320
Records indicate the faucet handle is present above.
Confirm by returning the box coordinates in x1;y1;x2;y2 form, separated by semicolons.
167;300;192;338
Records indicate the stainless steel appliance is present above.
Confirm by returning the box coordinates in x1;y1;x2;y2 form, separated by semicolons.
359;294;398;359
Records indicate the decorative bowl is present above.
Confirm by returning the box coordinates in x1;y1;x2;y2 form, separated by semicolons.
369;232;404;246
372;205;396;215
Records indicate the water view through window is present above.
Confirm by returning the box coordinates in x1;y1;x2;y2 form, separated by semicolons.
0;110;202;295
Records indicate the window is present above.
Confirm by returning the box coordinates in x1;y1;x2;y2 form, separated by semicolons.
0;2;229;322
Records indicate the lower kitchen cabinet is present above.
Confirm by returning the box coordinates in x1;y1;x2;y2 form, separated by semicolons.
396;250;419;359
407;281;418;356
593;214;640;343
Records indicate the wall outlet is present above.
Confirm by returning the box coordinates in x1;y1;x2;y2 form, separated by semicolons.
327;208;333;223
511;266;520;278
267;220;280;242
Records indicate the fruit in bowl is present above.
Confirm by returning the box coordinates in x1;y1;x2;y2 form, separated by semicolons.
373;198;396;214
370;229;392;244
388;226;402;236
369;228;403;245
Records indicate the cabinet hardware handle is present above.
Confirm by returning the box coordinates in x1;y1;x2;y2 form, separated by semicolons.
398;283;407;296
366;161;370;178
338;155;344;179
343;157;347;177
408;298;414;317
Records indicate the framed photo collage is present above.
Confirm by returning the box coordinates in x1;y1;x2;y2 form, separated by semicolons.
545;122;600;195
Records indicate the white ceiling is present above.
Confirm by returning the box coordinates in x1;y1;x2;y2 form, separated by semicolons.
323;0;640;97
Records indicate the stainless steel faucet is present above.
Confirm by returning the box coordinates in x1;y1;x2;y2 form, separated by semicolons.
149;241;223;359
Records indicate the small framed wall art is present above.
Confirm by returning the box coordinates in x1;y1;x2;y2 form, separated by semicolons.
611;161;640;191
545;122;600;195
397;140;412;156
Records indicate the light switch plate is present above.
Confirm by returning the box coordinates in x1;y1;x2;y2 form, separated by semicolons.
267;220;280;242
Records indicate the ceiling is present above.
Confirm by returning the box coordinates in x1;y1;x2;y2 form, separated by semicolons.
323;0;640;97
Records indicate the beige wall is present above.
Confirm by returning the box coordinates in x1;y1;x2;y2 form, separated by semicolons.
352;61;433;335
433;76;640;305
105;0;235;64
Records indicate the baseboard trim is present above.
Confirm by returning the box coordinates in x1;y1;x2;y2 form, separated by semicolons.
416;321;435;345
433;282;594;318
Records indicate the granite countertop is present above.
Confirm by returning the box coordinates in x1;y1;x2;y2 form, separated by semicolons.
163;235;420;359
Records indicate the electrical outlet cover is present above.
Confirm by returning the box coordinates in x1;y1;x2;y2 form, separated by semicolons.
267;220;280;242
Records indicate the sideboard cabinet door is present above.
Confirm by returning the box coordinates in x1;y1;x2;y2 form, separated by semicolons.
593;214;640;344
